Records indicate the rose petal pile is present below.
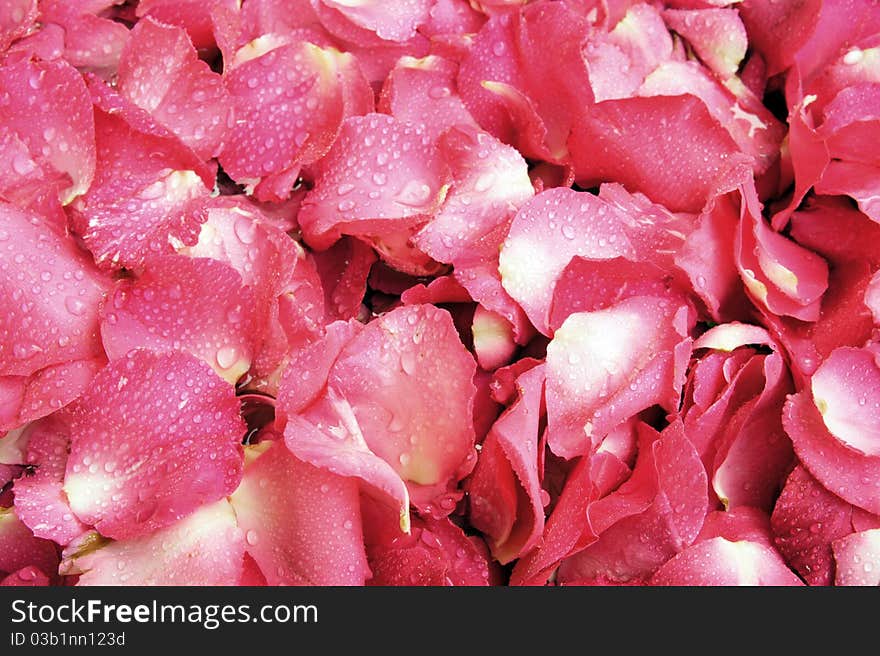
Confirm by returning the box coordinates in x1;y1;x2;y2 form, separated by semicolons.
2;0;880;587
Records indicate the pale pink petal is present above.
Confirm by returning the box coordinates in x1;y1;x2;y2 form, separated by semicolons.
833;529;880;586
649;537;802;586
663;8;747;79
545;295;692;458
328;304;477;512
64;501;244;585
784;371;880;515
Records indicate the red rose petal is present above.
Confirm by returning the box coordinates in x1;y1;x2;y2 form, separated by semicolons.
230;441;369;585
65;500;244;585
64;350;244;539
100;255;258;385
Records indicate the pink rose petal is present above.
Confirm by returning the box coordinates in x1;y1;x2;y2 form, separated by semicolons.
13;414;89;546
64;349;244;539
118;17;231;160
229;441;369;585
65;501;244;585
545;295;692;458
100;255;258;384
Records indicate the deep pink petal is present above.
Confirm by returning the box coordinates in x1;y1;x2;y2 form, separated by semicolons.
118;17;231;160
312;237;376;322
569;94;743;213
0;57;95;204
220;39;372;202
13;414;89;546
64;350;244;539
675;191;753;322
468;365;545;563
69;83;213;270
1;566;50;586
0;508;58;580
0;202;108;380
815;160;880;223
64;501;244;585
771;464;855;586
298;113;449;250
328;304;477;512
137;0;239;50
558;421;707;584
379;55;478;141
100;255;258;384
545;295;692;458
362;497;493;586
0;0;37;52
230;441;369;585
738;0;822;76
